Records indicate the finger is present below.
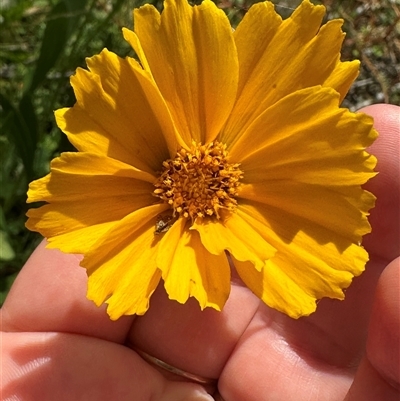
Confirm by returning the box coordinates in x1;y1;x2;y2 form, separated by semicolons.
1;331;214;401
367;257;400;388
344;257;400;400
1;241;133;343
217;303;355;401
360;104;400;261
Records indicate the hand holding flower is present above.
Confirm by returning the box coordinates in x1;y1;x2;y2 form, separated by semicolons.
2;104;399;400
2;0;399;399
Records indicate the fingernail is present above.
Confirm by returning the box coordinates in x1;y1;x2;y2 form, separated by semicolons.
163;382;215;401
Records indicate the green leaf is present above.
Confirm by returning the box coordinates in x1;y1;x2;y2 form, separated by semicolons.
0;231;16;261
0;93;35;180
25;0;89;93
19;94;38;163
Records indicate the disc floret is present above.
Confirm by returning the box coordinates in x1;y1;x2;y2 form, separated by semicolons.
154;141;243;221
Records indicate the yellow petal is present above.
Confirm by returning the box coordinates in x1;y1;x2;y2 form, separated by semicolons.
191;212;276;271
234;203;369;318
121;27;151;72
55;106;148;172
66;49;173;172
233;257;317;318
232;1;282;97
132;0;238;144
239;181;375;244
156;217;231;310
324;60;360;103
28;152;156;195
26;207;117;254
221;1;355;145
82;204;169;320
124;53;186;155
26;153;156;254
230;86;377;186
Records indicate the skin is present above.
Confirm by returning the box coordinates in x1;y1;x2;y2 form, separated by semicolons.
1;104;399;401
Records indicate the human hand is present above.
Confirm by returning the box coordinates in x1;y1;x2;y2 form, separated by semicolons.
1;104;399;401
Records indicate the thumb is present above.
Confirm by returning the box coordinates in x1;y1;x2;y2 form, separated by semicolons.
344;257;400;400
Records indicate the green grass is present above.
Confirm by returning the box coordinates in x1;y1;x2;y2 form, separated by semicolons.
0;0;398;303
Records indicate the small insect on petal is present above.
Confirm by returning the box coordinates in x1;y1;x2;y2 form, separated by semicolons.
154;214;176;235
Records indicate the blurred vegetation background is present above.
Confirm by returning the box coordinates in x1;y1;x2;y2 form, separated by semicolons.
0;0;399;303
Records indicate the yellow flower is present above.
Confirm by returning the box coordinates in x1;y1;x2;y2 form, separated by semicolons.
26;0;377;320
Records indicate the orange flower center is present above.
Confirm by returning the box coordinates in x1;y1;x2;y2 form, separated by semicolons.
154;141;243;221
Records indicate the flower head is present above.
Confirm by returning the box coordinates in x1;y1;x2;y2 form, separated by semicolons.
26;0;377;320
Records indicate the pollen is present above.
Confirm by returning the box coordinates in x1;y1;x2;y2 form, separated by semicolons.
154;141;243;221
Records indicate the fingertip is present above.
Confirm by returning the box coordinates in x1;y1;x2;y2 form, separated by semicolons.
360;103;399;185
162;382;215;401
344;357;399;401
359;104;399;139
367;257;400;388
358;104;400;261
344;258;400;401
